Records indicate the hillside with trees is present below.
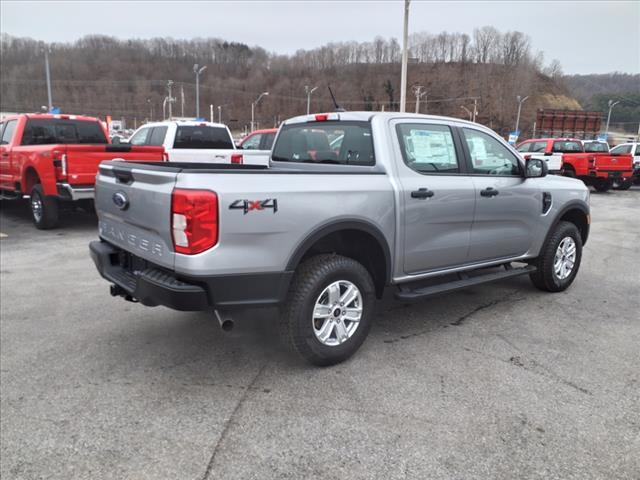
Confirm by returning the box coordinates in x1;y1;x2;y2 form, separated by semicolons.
1;28;589;136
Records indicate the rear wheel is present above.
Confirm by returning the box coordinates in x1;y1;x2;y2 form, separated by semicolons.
593;179;612;192
529;221;582;292
280;254;375;366
562;166;576;178
30;184;59;229
612;178;632;190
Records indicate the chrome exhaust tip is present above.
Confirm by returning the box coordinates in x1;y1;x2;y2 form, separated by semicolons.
214;310;234;332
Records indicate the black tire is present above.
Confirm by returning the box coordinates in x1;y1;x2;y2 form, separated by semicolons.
593;179;612;192
30;184;59;229
562;166;576;178
529;221;582;292
612;178;632;191
280;254;375;366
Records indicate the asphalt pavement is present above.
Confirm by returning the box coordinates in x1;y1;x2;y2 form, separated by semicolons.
1;188;639;480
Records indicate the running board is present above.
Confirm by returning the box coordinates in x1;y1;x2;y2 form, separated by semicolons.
395;264;536;301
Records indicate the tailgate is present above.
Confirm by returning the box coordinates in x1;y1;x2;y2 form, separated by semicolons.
95;162;178;269
65;145;165;185
596;154;633;171
168;149;232;163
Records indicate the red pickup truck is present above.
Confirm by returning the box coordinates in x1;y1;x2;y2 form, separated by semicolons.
516;137;633;192
0;114;165;228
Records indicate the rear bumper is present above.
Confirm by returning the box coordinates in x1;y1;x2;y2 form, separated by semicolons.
588;169;633;179
89;240;293;311
57;183;94;200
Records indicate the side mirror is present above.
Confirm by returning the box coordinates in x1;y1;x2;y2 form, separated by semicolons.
526;158;548;178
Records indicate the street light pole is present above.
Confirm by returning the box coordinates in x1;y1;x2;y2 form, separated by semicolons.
514;95;529;137
167;80;174;119
193;64;207;118
605;99;620;137
412;84;425;113
251;92;269;132
460;106;472;121
147;98;153;122
44;48;53;112
399;0;411;113
218;105;222;124
305;85;318;115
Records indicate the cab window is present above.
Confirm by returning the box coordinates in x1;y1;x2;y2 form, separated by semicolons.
148;126;167;146
462;128;521;176
241;133;262;150
1;121;16;145
610;144;632;155
128;127;151;146
531;141;548;153
516;142;531;153
552;141;583;153
396;124;459;173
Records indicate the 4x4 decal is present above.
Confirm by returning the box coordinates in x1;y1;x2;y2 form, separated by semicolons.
229;199;278;214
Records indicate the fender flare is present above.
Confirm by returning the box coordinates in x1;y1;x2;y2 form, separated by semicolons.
542;200;590;251
285;219;392;284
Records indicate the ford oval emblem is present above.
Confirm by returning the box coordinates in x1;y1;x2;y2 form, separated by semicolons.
112;191;129;210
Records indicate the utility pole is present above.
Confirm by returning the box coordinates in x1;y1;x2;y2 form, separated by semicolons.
44;47;53;112
605;99;620;137
167;80;174;119
514;95;529;137
181;84;185;117
251;92;269;132
399;0;411;113
412;84;426;113
147;98;153;122
472;98;478;123
218;105;222;124
305;85;318;115
210;104;213;123
194;64;207;118
460;106;472;121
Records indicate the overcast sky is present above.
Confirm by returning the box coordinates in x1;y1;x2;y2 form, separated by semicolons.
1;0;638;74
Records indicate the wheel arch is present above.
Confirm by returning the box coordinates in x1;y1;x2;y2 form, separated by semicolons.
285;220;392;298
544;201;590;249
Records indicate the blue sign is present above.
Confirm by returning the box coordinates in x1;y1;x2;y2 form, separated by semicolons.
508;131;520;145
597;133;608;142
50;107;61;114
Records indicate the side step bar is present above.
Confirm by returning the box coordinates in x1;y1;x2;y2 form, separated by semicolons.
395;264;536;301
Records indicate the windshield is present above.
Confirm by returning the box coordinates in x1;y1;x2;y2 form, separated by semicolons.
21;119;107;145
272;121;374;165
173;125;234;149
584;142;609;153
552;141;583;153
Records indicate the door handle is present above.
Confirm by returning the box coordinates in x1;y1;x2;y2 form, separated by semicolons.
411;188;434;199
480;187;499;197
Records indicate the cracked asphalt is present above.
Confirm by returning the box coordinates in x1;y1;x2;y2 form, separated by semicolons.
1;188;639;480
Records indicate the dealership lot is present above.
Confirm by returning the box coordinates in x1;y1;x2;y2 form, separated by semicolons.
1;190;639;479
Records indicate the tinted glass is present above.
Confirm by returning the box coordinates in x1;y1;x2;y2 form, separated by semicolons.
241;133;262;150
129;128;151;146
583;142;609;153
552;141;583;153
173;126;233;149
1;120;17;145
516;142;531;153
531;141;548;153
149;126;167;146
21;119;107;145
396;124;459;173
463;128;521;176
262;132;276;149
272;121;374;165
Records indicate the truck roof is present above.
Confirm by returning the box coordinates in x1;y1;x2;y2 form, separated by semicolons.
283;111;483;128
140;120;229;129
2;113;101;122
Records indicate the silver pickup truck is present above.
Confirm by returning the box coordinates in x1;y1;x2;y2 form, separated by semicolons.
90;112;590;365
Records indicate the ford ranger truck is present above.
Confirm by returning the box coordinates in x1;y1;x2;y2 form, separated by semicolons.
90;112;590;366
0;114;166;229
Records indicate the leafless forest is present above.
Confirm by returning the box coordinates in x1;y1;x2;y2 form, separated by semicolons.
1;28;636;135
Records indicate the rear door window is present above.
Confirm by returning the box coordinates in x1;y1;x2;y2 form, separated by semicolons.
148;126;167;146
173;125;234;149
552;141;583;153
241;133;262;150
1;120;17;145
261;132;276;150
516;142;531;153
531;141;548;153
610;144;632;155
272;121;374;165
21;119;107;145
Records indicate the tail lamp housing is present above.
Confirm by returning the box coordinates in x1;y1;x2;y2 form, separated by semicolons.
231;153;243;164
52;150;67;179
171;189;218;254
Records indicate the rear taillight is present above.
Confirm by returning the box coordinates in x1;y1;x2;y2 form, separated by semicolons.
171;189;218;255
52;150;67;178
231;153;243;164
589;156;597;167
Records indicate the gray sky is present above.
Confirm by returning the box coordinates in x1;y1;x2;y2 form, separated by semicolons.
1;0;639;74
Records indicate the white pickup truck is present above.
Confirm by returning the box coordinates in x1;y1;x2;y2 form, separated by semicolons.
127;120;269;165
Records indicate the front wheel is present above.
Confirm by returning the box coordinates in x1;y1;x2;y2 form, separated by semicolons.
280;254;375;366
30;184;59;229
529;221;582;292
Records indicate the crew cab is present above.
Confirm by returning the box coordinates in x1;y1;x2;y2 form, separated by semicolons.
127;120;268;165
90;112;590;365
0;114;165;229
517;137;633;192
